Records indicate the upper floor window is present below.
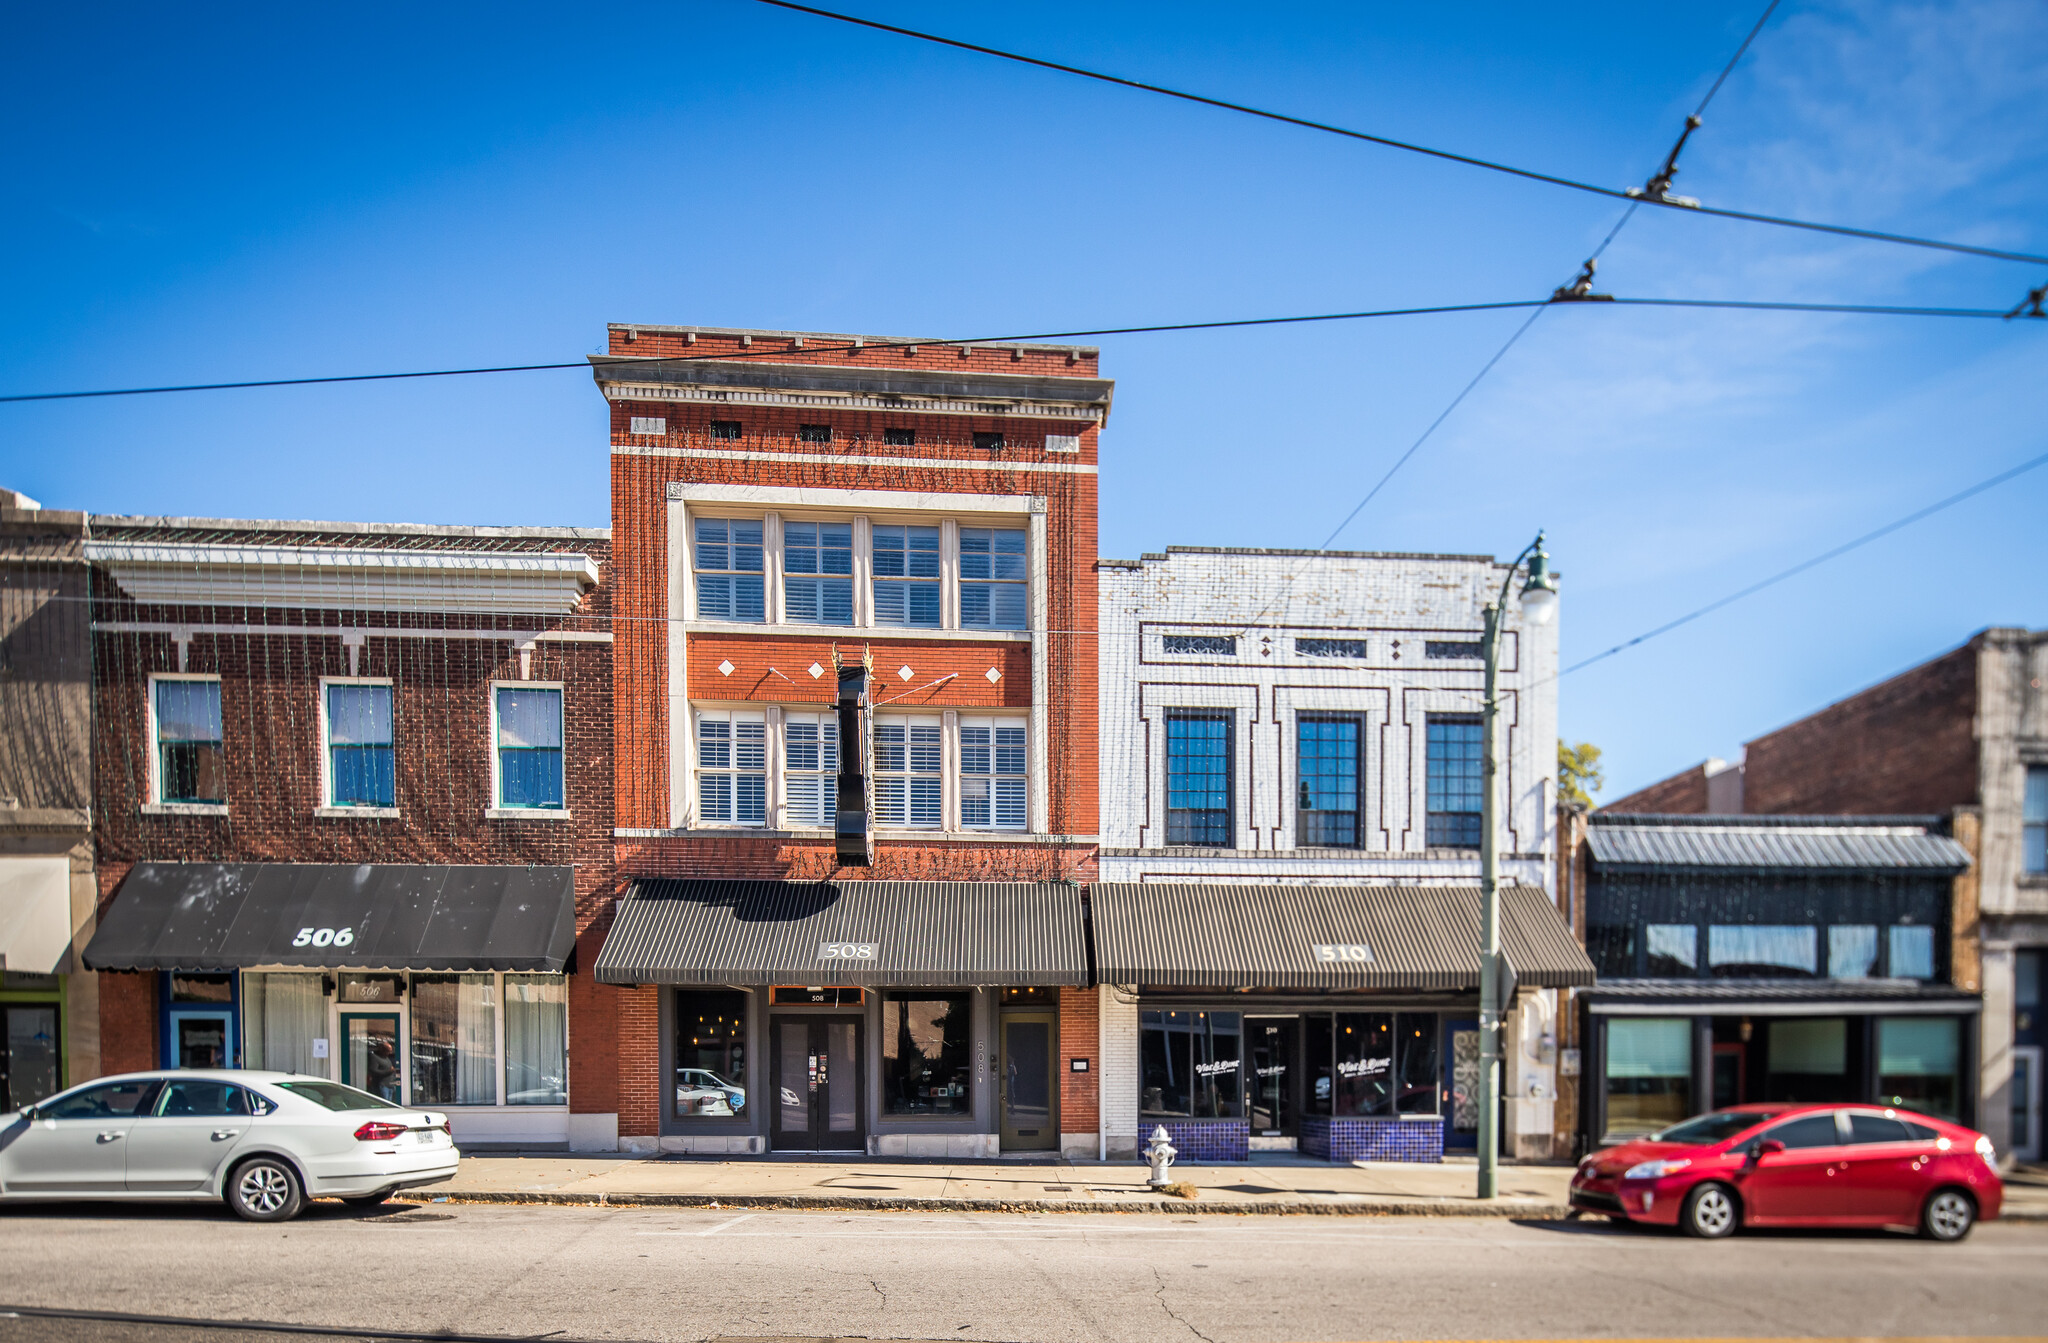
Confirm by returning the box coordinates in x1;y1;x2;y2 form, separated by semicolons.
960;718;1026;830
872;525;941;627
155;677;224;804
1297;716;1360;847
325;682;394;808
695;518;765;622
783;711;838;828
784;521;854;625
709;420;742;441
874;715;942;829
1164;634;1235;656
697;710;766;825
798;424;833;444
1298;638;1368;659
495;686;564;810
1426;640;1483;661
960;528;1027;630
1166;712;1232;846
884;427;916;446
2026;766;2048;873
1424;716;1483;849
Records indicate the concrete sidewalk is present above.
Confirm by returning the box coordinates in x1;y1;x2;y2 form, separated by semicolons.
418;1152;2048;1218
427;1153;1577;1216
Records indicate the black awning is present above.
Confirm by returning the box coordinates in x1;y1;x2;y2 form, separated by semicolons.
83;863;577;972
1090;883;1596;990
594;880;1088;987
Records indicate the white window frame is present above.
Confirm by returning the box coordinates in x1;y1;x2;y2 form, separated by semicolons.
874;713;945;831
486;680;572;820
690;514;768;624
778;513;860;628
781;708;839;831
958;715;1028;831
695;707;769;827
869;519;945;630
957;525;1029;631
316;676;399;818
145;672;228;814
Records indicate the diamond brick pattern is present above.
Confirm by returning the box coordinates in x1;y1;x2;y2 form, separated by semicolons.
1299;1115;1444;1163
1152;1119;1248;1163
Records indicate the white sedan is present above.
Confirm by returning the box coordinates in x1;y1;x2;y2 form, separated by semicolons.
0;1070;459;1221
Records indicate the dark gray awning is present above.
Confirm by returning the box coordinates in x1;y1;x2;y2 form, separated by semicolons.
1586;818;1970;872
83;864;576;972
594;881;1088;987
1091;884;1595;990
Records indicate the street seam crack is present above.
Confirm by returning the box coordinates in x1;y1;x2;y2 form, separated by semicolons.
1150;1265;1217;1343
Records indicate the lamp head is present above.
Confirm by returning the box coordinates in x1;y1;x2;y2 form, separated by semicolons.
1518;533;1559;626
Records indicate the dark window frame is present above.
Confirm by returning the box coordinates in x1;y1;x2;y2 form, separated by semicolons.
797;423;833;444
708;420;743;441
880;992;974;1116
1296;713;1364;848
1165;711;1234;847
1424;714;1483;850
673;988;749;1121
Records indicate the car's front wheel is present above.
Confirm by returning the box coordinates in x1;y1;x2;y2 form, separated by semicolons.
1679;1182;1739;1238
1920;1187;1976;1242
228;1157;305;1222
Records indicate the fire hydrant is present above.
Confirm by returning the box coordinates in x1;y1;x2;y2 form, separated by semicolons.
1143;1125;1178;1187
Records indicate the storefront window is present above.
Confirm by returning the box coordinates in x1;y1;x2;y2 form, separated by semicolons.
675;990;747;1118
1304;1014;1333;1115
882;994;971;1115
411;974;496;1107
1335;1013;1394;1116
1395;1015;1439;1115
1604;1017;1691;1140
1140;1010;1241;1118
1764;1017;1848;1103
243;973;326;1074
1708;925;1818;978
505;974;567;1105
1878;1017;1960;1120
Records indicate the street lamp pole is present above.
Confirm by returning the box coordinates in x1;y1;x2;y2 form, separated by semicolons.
1478;532;1557;1201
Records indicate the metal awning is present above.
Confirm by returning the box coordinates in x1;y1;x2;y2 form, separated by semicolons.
1586;818;1971;872
1090;883;1595;990
83;864;577;972
594;881;1088;987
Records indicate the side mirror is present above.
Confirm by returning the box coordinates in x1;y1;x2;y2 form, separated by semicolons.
17;1106;35;1122
1754;1138;1786;1157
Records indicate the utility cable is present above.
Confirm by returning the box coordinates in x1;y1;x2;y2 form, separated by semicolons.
0;296;2028;405
1563;442;2048;677
751;0;2047;268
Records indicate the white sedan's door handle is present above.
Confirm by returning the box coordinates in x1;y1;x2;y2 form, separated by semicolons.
211;1129;241;1141
95;1132;123;1143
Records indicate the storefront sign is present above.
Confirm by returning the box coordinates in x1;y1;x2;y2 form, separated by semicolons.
1312;943;1373;963
1194;1059;1238;1077
1337;1056;1392;1078
817;941;878;961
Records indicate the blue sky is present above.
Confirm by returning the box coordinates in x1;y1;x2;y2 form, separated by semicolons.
3;0;2044;798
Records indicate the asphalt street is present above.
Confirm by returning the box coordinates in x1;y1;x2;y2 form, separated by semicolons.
0;1202;2042;1343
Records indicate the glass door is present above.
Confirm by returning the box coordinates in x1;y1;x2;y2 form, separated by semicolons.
1246;1017;1296;1137
1443;1017;1479;1150
1000;1010;1056;1150
770;1016;863;1152
340;1013;404;1101
2015;1046;2042;1163
170;1010;234;1070
1713;1043;1747;1109
1;1004;61;1111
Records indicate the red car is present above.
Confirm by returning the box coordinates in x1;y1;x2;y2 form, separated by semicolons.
1571;1103;2002;1240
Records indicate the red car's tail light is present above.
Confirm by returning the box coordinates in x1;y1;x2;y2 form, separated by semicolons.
354;1121;409;1142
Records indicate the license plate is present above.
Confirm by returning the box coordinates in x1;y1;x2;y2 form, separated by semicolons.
414;1130;438;1145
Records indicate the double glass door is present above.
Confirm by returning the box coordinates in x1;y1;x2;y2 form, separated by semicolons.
772;1016;862;1151
1246;1016;1296;1136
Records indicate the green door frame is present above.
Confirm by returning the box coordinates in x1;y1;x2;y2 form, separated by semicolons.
339;1011;403;1101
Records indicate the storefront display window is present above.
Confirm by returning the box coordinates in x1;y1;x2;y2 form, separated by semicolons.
1878;1017;1960;1120
1764;1017;1848;1103
1335;1013;1394;1116
505;975;568;1105
1604;1017;1691;1140
1303;1014;1333;1115
411;974;496;1107
1394;1016;1439;1115
1140;1010;1241;1118
242;973;325;1073
675;989;748;1118
882;994;971;1115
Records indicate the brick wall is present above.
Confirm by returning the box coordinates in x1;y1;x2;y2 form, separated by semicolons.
1602;764;1713;814
1058;984;1098;1136
1743;641;1980;815
97;970;156;1075
688;634;1031;709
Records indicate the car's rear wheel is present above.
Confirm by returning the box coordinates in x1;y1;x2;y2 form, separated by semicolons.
1920;1187;1976;1242
228;1157;304;1222
1680;1182;1739;1238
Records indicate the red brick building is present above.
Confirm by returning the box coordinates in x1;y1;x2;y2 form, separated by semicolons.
79;515;617;1149
589;324;1111;1156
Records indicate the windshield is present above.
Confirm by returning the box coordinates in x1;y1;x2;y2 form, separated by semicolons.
277;1079;401;1112
1651;1111;1771;1146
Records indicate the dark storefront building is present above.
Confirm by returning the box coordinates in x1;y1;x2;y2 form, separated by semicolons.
1579;814;1978;1145
1093;883;1595;1162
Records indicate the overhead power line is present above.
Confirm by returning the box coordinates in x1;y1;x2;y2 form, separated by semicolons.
0;296;2030;405
752;0;2048;268
1564;443;2048;677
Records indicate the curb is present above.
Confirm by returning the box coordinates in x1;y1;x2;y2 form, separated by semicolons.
416;1189;1575;1217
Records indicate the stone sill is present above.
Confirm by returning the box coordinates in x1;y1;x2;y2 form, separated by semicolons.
614;827;1095;845
1100;846;1545;860
140;802;229;818
685;620;1031;643
485;808;574;822
314;806;402;820
0;808;91;833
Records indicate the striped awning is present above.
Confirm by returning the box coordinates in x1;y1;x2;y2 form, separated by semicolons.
594;881;1089;987
1090;883;1595;990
